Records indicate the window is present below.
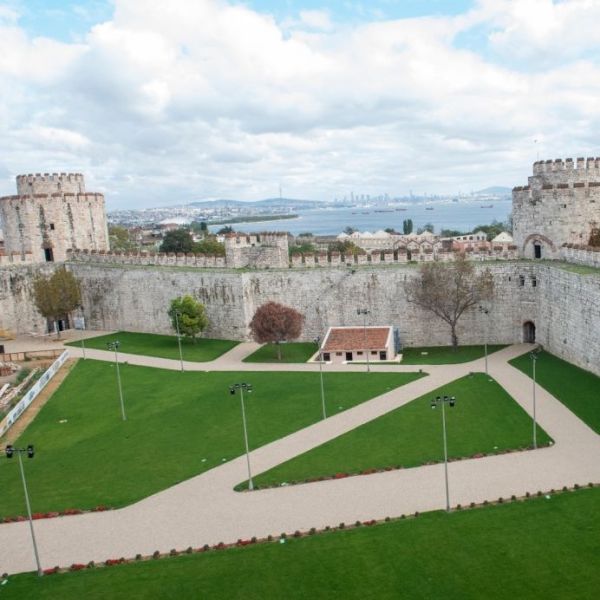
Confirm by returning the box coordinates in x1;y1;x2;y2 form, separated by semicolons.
519;275;525;286
49;223;55;231
532;277;537;287
323;352;330;361
357;351;363;355
371;351;377;355
336;352;342;356
44;248;54;262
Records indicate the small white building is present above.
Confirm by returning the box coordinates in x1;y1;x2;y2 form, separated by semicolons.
319;326;396;363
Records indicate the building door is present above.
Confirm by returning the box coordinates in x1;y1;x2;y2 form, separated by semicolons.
345;352;353;361
523;321;536;343
379;351;387;360
533;244;542;259
44;247;54;262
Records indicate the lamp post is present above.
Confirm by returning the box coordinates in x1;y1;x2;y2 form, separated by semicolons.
530;351;538;449
229;383;254;490
357;308;371;372
107;341;126;421
5;444;42;577
430;395;456;513
479;305;489;375
314;336;326;419
78;304;86;360
174;310;184;372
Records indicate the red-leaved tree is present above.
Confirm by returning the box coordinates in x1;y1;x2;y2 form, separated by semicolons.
249;301;304;360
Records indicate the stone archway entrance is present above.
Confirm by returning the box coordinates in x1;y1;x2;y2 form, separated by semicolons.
523;321;536;343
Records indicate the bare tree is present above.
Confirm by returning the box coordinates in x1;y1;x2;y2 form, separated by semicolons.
406;255;493;349
249;301;304;360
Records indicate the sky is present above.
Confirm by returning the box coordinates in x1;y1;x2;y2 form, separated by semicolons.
1;0;600;209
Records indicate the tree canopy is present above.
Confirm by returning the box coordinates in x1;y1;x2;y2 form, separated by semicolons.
192;237;225;256
249;301;304;360
168;295;209;343
108;225;137;251
406;255;493;348
160;229;194;253
33;267;81;338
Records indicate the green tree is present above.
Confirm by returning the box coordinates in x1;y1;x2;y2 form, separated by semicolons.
343;226;357;235
289;242;316;255
160;229;194;253
402;219;413;235
108;225;136;251
328;240;361;256
406;255;494;349
192;238;225;256
33;267;81;338
168;295;208;343
217;226;234;235
440;229;465;237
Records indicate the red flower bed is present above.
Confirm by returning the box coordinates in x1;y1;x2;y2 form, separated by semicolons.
69;563;86;571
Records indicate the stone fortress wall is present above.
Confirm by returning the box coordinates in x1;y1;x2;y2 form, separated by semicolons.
0;159;600;376
0;173;109;263
513;158;600;259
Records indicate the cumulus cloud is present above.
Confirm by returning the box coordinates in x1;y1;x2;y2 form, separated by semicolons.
0;0;599;208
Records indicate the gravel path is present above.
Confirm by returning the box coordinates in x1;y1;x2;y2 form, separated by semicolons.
1;344;598;575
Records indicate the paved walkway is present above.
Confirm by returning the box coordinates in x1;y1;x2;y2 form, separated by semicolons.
1;344;599;575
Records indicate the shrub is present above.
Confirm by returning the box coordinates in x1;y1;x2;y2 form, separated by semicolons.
414;511;419;517
293;530;301;538
280;533;287;539
385;516;391;522
483;500;489;506
355;520;362;527
339;523;345;529
135;554;143;561
511;495;517;501
251;537;257;544
589;482;594;488
203;544;210;551
325;525;330;531
537;491;542;497
152;551;160;560
86;561;95;569
470;502;476;508
456;504;462;510
562;486;568;492
309;527;316;535
574;483;580;490
267;535;273;542
70;563;86;572
525;491;531;498
186;546;193;554
169;549;178;556
498;497;504;503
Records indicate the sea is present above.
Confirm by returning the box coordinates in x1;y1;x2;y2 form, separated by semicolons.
208;200;512;236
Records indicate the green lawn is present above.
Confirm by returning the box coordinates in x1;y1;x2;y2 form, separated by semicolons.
66;331;238;362
0;361;423;516
243;342;318;363
510;350;600;434
4;488;600;599
401;345;506;364
244;373;551;490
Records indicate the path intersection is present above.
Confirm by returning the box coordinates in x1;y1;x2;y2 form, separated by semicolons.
1;343;599;575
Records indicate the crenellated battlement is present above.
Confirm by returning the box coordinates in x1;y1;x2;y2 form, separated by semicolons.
0;170;108;262
532;157;600;175
16;172;85;195
513;156;600;260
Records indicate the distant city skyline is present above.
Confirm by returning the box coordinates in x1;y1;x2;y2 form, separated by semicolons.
1;1;599;209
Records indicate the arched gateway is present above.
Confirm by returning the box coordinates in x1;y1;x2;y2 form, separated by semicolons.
523;321;536;343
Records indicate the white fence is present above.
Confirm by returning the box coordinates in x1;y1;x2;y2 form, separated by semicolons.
0;350;69;438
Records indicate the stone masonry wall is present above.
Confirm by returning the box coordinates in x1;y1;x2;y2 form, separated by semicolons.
0;174;109;263
513;158;600;259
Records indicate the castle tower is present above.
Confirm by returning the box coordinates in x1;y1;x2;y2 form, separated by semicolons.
512;157;600;259
0;172;109;262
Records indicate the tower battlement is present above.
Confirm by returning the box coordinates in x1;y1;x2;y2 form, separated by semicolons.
513;157;600;259
16;173;85;195
0;171;107;263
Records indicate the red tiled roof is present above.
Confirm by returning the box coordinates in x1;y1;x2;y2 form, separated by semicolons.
323;327;391;352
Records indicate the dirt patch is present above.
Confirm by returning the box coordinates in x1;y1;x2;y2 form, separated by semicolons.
0;358;78;444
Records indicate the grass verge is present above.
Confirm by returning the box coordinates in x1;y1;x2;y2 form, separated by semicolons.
400;345;506;364
510;350;600;433
243;342;318;363
0;361;423;516
66;331;238;362
3;487;599;599
241;373;551;489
